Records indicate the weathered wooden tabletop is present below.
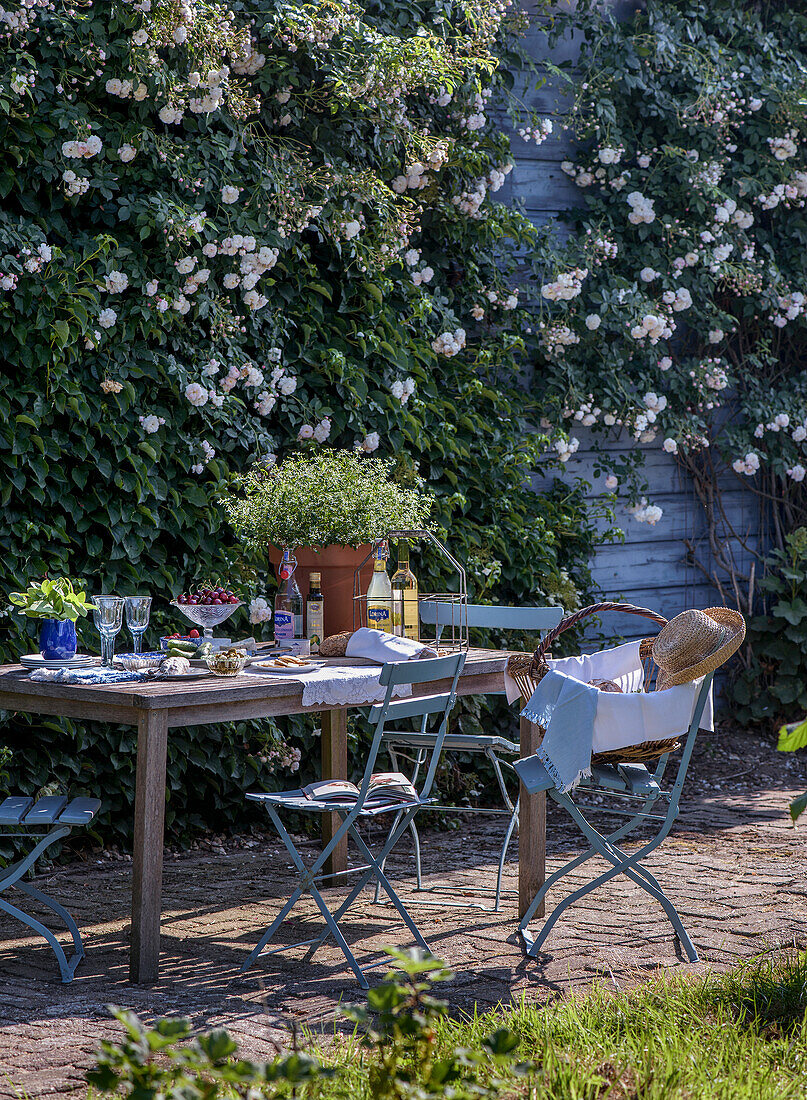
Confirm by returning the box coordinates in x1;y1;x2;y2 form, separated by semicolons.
0;648;544;983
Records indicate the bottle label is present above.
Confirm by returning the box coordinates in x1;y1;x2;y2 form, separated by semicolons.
307;600;324;653
368;605;391;627
275;610;294;641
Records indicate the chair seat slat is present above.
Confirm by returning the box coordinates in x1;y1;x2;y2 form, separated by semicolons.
59;798;102;826
0;796;34;826
23;795;68;825
382;731;519;753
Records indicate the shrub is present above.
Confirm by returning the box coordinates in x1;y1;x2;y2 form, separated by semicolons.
0;1;602;845
531;0;807;598
731;528;807;728
222;450;433;551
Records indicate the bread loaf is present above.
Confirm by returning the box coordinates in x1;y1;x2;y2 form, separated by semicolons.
319;631;352;657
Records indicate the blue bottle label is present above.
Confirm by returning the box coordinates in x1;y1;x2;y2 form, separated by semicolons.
275;610;294;640
368;606;390;626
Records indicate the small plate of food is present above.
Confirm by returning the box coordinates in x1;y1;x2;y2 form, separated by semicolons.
252;655;326;674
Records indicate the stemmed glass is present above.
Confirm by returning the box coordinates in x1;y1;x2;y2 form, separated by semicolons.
125;595;152;655
93;596;124;667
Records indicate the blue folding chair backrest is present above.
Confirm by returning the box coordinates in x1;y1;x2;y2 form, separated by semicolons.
419;601;564;640
363;652;466;803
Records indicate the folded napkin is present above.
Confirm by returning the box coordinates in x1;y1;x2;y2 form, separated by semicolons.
29;667;147;685
345;628;438;664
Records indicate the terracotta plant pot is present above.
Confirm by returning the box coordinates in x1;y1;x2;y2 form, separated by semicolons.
268;544;375;637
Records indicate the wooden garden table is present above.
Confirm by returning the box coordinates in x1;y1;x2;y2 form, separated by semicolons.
0;648;545;983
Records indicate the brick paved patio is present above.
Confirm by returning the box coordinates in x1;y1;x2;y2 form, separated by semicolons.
1;728;806;1098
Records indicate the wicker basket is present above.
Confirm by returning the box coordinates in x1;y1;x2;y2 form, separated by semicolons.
506;602;683;765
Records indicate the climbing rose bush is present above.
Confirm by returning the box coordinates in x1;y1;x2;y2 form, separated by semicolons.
529;0;807;534
0;0;602;844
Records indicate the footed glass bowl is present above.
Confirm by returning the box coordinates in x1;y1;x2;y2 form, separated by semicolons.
170;600;242;642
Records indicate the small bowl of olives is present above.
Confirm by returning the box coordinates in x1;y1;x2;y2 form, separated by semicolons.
205;647;248;677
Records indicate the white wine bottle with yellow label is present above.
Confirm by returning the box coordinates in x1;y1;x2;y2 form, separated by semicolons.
366;541;392;631
391;539;419;639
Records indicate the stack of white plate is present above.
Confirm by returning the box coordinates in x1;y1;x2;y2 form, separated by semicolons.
18;654;96;670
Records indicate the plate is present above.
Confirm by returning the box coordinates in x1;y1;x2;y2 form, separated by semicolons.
252;659;326;674
19;653;95;669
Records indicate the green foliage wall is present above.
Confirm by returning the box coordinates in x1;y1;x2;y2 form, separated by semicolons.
0;0;599;845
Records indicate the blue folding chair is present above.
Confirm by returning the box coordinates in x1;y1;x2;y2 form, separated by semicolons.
0;793;102;981
514;673;714;961
378;602;563;910
242;652;465;988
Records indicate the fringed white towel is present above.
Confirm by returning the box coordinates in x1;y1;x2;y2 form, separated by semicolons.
518;640;714;792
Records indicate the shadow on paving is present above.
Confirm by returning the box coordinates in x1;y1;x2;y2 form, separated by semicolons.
0;726;806;1099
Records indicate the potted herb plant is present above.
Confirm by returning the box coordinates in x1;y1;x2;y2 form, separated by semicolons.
222;450;432;635
9;578;96;660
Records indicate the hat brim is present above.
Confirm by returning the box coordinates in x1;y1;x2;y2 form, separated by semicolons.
655;607;745;689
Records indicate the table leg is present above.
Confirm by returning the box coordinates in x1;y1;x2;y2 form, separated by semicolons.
320;708;348;885
130;710;169;983
518;713;546;919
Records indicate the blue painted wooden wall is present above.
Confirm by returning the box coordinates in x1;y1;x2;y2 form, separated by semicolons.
495;5;760;638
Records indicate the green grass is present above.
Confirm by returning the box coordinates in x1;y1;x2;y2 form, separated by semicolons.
312;951;807;1099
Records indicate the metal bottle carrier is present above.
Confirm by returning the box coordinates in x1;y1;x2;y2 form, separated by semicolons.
352;529;468;651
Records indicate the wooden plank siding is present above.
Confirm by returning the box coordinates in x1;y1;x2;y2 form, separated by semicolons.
494;6;762;659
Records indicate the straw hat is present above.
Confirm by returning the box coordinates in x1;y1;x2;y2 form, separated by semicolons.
652;607;745;688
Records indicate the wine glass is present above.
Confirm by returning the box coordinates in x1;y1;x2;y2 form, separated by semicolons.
125;595;152;655
93;596;124;667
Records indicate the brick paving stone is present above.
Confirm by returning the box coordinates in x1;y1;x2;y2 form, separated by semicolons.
0;728;806;1097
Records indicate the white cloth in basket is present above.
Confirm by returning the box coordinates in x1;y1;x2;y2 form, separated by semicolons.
517;640;714;791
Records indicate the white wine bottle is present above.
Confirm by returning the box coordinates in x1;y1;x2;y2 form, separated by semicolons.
391;539;419;640
366;541;392;631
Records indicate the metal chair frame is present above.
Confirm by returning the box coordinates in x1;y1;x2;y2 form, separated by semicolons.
0;795;101;982
516;672;714;961
377;601;563;911
242;652;466;989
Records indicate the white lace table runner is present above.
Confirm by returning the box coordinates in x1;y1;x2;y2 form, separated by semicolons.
251;663;412;707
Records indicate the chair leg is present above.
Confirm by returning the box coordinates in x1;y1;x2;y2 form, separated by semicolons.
0;896;79;983
15;881;84;961
307;808;421;960
347;824;430;952
521;794;697;961
518;795;662;938
305;880;370;989
495;799;519;912
243;805;355;973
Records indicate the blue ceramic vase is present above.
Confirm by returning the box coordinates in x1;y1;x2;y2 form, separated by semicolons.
39;618;77;661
